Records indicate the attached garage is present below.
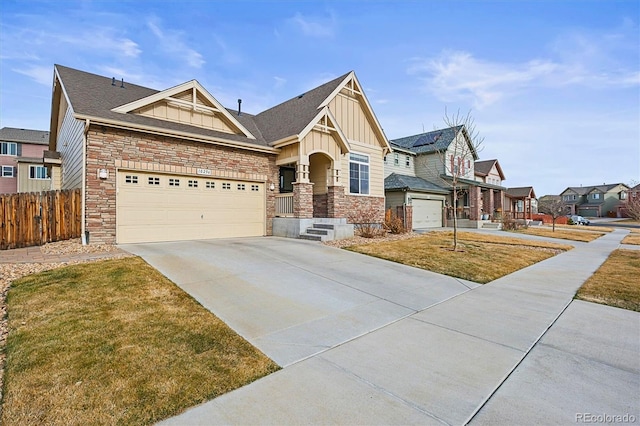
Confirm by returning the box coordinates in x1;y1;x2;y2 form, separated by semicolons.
117;171;265;244
412;198;443;228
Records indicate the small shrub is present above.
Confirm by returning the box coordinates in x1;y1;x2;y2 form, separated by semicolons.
567;217;575;225
501;213;529;231
384;209;406;234
349;210;385;238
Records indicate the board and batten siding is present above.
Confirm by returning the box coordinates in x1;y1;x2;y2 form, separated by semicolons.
56;103;85;190
328;92;378;145
135;99;238;135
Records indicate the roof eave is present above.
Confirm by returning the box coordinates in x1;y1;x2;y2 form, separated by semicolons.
74;113;279;155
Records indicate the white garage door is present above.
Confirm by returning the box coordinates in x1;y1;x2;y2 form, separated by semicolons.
117;171;265;244
412;199;442;228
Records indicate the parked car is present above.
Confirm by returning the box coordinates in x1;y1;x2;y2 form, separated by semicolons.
570;215;590;225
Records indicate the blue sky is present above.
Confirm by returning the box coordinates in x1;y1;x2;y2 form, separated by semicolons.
1;0;638;196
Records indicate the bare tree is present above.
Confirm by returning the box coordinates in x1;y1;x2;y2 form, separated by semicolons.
420;108;484;251
623;180;640;221
538;197;566;231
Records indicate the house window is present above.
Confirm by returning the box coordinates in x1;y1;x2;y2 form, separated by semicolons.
383;155;387;164
621;191;627;200
0;142;17;156
188;179;198;188
125;175;138;184
2;166;14;177
206;181;215;189
349;153;369;195
405;156;410;167
237;183;246;191
394;153;399;166
592;193;600;200
169;178;180;187
29;165;49;180
251;184;259;192
222;182;231;190
148;177;160;185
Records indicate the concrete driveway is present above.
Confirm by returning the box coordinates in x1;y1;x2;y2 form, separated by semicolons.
123;232;639;425
122;237;476;366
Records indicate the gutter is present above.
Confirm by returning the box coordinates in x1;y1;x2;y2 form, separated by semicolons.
81;119;89;245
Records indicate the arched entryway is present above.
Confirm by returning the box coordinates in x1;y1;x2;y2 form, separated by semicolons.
308;152;332;217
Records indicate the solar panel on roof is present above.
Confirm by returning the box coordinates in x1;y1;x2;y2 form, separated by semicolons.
412;132;441;147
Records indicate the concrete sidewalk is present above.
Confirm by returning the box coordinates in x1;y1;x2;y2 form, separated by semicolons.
157;229;638;425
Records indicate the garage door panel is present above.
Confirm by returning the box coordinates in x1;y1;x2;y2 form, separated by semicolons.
412;199;443;229
117;171;265;244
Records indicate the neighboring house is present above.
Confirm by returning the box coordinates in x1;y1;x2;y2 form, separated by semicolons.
49;65;390;244
505;186;537;219
0;127;60;194
384;127;507;229
560;183;629;217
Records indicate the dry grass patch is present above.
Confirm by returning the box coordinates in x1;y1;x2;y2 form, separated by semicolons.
511;227;606;242
346;231;571;284
576;249;640;311
622;229;640;245
2;257;279;426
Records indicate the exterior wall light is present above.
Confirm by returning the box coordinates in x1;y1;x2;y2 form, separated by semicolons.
98;169;108;179
269;182;275;191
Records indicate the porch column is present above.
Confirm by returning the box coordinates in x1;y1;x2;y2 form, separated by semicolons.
327;185;346;218
293;182;313;219
469;186;482;220
487;190;494;219
495;190;504;213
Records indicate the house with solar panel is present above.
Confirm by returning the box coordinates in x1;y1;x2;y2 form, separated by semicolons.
384;126;520;229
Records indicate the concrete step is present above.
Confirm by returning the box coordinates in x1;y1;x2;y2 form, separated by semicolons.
299;233;323;241
306;228;329;236
313;223;335;230
482;222;502;229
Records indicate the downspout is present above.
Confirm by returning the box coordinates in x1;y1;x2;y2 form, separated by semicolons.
81;119;90;245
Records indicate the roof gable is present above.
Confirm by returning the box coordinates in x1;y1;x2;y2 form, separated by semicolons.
507;186;536;198
474;159;505;180
253;73;350;144
111;80;255;139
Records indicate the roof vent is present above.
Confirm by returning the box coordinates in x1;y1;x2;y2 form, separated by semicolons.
120;78;125;88
111;77;116;86
237;99;242;116
297;93;304;99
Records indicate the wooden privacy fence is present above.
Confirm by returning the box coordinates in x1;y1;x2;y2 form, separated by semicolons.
0;189;82;250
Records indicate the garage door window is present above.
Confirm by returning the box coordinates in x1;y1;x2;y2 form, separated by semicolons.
238;183;246;190
169;178;180;187
206;181;215;189
148;177;160;185
188;180;198;188
349;153;369;195
125;175;138;184
222;183;231;190
251;184;259;192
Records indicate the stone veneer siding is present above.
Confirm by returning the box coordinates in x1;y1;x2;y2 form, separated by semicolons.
84;125;278;244
344;195;385;223
313;193;328;217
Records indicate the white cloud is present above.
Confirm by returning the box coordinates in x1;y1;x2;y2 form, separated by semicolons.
273;76;287;88
289;12;336;37
410;22;639;109
13;65;52;86
147;18;205;68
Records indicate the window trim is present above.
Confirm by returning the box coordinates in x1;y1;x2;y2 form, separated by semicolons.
29;165;49;180
1;165;15;177
349;152;370;195
1;142;18;156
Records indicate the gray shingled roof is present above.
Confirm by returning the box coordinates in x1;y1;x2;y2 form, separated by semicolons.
385;173;450;194
562;183;627;196
253;72;351;143
0;127;50;145
506;186;536;198
55;65;351;148
389;126;463;155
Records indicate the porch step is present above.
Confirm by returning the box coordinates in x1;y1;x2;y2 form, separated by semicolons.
299;223;336;242
482;222;502;230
